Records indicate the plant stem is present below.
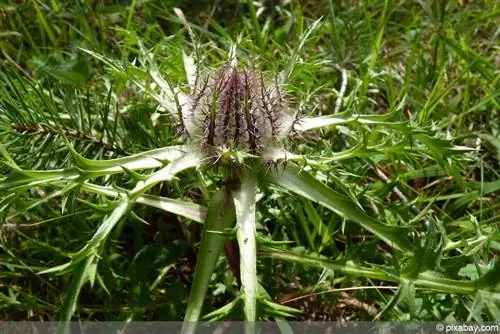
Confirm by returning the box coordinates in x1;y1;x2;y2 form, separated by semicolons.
182;186;235;334
233;172;258;322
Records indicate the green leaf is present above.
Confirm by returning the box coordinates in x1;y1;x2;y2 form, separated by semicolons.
294;115;354;132
201;296;242;322
481;291;500;320
0;168;79;191
60;255;96;323
39;201;130;275
458;264;481;280
80;182;207;223
402;220;443;277
476;260;500;290
0;146;191;192
129;152;202;199
262;247;478;294
267;163;414;253
375;280;413;320
281;17;323;84
295;109;406;132
69;145;185;172
260;298;302;318
7;182;81;220
136;195;206;223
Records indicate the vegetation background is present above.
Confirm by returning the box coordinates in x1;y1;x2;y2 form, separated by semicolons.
0;0;499;323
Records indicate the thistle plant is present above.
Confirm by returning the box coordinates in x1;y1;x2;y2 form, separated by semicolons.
178;63;300;329
0;3;499;329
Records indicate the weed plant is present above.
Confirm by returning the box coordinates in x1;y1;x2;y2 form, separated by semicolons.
0;0;499;325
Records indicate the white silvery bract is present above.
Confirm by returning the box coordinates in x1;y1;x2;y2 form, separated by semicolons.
180;65;297;159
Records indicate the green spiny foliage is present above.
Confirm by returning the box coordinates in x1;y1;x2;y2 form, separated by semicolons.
0;0;499;324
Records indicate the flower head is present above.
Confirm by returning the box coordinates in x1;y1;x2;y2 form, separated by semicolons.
182;66;296;159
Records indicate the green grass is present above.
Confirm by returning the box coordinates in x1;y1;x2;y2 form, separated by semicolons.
0;0;499;323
